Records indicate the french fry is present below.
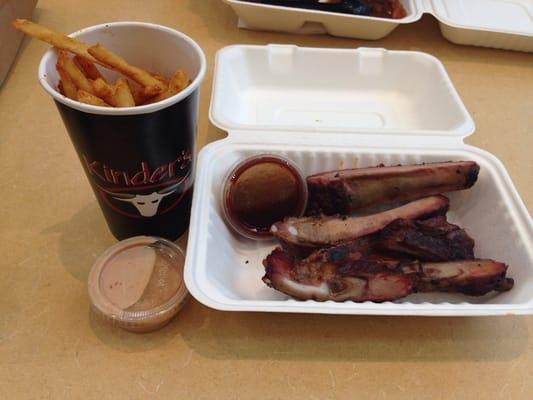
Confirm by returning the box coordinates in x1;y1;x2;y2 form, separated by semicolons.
56;52;81;100
152;73;169;85
92;77;135;107
57;77;78;100
77;90;110;107
58;51;95;94
88;43;166;96
170;69;189;91
13;19;188;108
146;69;189;103
11;19;101;65
114;79;135;107
127;80;150;106
74;55;106;81
92;77;115;105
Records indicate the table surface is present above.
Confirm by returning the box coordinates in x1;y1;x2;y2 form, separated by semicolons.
1;1;532;399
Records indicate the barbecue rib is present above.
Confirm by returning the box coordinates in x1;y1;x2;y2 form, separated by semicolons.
417;261;514;296
271;195;449;251
262;247;513;302
276;215;474;261
262;247;414;302
378;216;475;261
306;161;479;215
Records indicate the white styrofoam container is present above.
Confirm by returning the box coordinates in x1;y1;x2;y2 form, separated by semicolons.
184;45;533;316
223;0;533;52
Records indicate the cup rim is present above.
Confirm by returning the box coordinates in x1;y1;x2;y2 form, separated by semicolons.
38;21;207;116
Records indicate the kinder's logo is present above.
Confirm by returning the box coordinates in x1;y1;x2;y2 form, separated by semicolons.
98;181;184;217
83;151;192;218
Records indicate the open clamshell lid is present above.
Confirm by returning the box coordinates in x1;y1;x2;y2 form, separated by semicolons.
210;45;475;142
430;0;533;37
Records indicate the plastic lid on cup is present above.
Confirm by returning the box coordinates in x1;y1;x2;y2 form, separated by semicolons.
88;236;188;333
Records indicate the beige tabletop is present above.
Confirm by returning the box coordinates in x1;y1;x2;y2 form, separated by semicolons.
1;1;532;399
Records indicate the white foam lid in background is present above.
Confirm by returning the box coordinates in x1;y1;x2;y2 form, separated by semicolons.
431;0;533;35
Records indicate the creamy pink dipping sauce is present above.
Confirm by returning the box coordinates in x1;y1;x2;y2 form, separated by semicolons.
88;236;187;333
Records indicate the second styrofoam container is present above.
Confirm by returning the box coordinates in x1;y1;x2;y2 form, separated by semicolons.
433;0;533;52
222;0;533;52
184;45;533;316
226;0;420;40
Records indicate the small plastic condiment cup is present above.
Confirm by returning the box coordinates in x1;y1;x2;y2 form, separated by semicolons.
221;154;308;240
88;236;188;333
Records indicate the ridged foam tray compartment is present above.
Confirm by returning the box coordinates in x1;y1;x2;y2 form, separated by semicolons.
186;144;533;315
223;0;533;52
184;45;533;316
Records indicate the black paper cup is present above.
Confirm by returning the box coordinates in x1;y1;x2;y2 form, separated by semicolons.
38;22;206;240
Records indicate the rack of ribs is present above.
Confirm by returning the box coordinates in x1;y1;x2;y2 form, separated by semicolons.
262;160;513;302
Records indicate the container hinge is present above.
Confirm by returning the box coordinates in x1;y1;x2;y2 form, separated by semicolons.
417;0;436;15
225;129;467;149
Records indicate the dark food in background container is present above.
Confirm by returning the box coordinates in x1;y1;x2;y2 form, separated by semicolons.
241;0;407;19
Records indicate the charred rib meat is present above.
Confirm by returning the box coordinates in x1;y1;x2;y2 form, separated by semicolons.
262;247;414;302
378;216;475;261
307;161;479;215
416;260;513;296
296;216;475;263
262;247;513;302
261;159;513;301
271;195;449;250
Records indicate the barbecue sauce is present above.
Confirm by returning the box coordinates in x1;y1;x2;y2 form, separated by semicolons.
224;155;307;239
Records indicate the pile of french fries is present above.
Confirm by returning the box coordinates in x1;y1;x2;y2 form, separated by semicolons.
12;19;190;107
